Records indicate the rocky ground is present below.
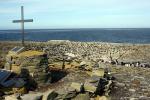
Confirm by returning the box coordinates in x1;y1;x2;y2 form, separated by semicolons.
46;64;150;100
0;41;150;100
110;65;150;100
1;41;150;63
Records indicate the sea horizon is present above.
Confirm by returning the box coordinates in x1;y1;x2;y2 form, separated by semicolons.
1;27;150;31
0;28;150;44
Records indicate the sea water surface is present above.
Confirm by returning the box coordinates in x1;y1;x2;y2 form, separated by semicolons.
0;28;150;44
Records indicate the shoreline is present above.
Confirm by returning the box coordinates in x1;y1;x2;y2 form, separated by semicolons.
0;40;150;45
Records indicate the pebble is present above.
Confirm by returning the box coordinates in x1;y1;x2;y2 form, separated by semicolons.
129;89;136;93
129;98;139;100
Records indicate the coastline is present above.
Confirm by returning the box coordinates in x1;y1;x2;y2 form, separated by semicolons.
0;40;150;45
0;40;150;63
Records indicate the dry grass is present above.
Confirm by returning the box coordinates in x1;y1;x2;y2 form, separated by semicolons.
18;50;45;57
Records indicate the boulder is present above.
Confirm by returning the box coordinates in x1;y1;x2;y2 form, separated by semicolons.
70;82;81;92
13;87;27;95
115;82;125;88
71;82;96;93
73;92;90;100
129;98;138;100
95;96;108;100
5;62;11;70
80;61;87;66
42;89;58;100
5;95;19;100
62;91;77;99
21;93;43;100
91;69;104;77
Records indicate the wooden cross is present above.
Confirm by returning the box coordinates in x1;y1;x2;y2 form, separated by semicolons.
12;6;33;46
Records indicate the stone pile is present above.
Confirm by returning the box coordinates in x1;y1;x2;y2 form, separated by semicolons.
3;69;114;100
5;50;50;84
25;41;150;66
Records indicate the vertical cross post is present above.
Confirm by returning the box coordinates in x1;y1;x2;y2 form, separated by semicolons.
21;6;25;46
12;6;33;46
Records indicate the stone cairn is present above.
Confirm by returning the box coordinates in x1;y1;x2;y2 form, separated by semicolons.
5;49;50;85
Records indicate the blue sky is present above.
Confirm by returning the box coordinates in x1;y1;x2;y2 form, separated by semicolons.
0;0;150;29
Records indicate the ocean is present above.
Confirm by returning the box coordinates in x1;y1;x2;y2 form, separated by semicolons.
0;28;150;44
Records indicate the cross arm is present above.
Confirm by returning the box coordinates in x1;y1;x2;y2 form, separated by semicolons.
12;19;33;23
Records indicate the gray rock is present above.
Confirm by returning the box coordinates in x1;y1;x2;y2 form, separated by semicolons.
21;93;43;100
42;89;58;100
129;98;139;100
73;92;90;100
129;89;136;93
115;82;126;88
139;96;150;100
5;95;20;100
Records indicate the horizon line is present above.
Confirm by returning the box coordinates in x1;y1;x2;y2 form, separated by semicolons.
1;27;150;30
